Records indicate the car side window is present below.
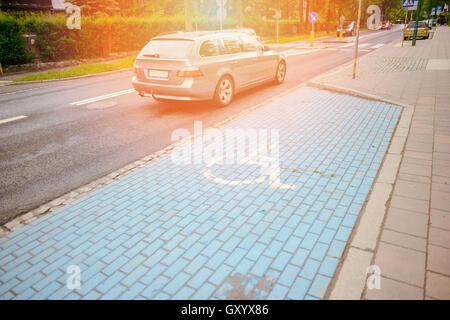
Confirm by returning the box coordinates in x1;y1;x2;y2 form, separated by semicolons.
241;34;263;52
221;36;243;54
200;39;221;57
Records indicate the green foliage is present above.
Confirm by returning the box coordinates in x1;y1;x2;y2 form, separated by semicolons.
0;14;29;66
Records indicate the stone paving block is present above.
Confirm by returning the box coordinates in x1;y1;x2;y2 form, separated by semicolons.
427;245;450;276
388;136;407;154
384;207;429;237
405;140;433;153
431;190;450;212
329;248;372;300
377;154;402;184
374;242;425;287
399;158;432;177
351;183;392;251
393;180;430;201
380;229;426;252
429;227;450;249
365;277;423;300
425;271;450;300
404;151;432;161
390;195;429;215
397;173;431;184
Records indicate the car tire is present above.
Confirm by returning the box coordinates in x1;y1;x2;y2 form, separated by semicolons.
213;76;234;107
274;60;287;85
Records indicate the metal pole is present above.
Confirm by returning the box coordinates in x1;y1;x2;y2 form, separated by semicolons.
412;0;422;46
220;0;223;31
352;0;362;79
402;9;408;47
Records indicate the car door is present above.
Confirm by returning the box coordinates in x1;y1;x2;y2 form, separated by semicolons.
220;34;254;88
240;33;276;82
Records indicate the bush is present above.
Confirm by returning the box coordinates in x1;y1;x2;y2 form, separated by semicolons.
0;15;29;66
0;12;305;65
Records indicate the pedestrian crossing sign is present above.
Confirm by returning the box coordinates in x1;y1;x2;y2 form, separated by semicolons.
402;0;415;8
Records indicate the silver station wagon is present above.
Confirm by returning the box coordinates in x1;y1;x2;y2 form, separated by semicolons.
132;30;287;107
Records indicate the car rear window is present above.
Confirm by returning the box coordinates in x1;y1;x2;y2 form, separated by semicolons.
408;22;426;28
141;39;193;59
200;39;221;57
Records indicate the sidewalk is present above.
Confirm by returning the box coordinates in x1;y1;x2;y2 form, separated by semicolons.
311;26;450;299
0;27;448;300
0;87;401;299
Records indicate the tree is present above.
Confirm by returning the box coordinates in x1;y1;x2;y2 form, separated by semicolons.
72;0;120;16
185;0;193;31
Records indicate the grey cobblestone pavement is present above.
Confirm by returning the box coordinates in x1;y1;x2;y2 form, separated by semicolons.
311;26;450;300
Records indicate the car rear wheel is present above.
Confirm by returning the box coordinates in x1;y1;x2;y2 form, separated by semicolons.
275;61;286;84
214;76;234;107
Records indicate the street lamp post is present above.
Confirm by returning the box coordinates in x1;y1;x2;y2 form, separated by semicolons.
352;0;362;79
412;0;422;46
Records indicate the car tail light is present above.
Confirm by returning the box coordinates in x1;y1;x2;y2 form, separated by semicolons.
177;67;203;78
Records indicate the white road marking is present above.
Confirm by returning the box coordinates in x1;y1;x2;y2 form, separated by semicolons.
358;43;371;48
339;43;354;48
0;115;27;125
70;89;135;106
371;43;385;49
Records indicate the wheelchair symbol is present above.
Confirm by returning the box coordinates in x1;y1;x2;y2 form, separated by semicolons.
203;145;295;190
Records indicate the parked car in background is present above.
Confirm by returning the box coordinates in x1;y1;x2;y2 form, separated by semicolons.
404;21;430;40
132;30;287;107
381;20;392;30
336;21;356;37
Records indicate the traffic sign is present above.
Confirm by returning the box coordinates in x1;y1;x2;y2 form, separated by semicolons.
402;0;415;8
437;6;442;14
308;12;318;23
274;9;281;19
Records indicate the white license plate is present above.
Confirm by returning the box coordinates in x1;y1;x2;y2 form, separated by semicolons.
147;69;168;78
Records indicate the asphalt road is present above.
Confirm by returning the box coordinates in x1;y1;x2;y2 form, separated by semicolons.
0;27;403;224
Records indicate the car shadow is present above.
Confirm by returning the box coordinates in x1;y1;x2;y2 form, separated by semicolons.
146;82;276;117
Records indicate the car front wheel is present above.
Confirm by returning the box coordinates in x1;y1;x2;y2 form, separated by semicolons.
275;61;287;84
214;76;234;107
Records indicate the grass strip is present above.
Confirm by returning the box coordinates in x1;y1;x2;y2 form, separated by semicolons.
14;55;136;82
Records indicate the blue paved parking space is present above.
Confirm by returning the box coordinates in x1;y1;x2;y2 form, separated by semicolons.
0;87;402;300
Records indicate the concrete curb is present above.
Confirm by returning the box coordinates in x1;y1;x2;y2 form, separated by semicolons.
6;67;133;85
